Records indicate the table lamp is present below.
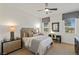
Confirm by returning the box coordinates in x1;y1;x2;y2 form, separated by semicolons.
9;26;16;41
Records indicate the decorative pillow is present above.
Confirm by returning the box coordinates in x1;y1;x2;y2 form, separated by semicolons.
28;31;33;37
32;30;37;34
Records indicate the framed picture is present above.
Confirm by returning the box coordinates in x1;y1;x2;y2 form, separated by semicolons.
52;22;59;32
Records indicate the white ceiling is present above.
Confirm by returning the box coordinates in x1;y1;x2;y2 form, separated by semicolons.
0;3;79;18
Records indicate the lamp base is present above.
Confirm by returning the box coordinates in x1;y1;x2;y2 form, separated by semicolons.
10;32;14;41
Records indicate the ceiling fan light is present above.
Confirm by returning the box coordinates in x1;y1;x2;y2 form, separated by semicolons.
45;9;49;12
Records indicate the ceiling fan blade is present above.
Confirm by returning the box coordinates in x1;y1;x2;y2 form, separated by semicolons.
48;8;57;10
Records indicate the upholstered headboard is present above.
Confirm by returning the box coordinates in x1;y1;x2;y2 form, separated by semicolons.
20;28;36;38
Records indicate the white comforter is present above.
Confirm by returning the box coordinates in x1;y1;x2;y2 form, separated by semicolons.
23;35;53;55
37;36;53;55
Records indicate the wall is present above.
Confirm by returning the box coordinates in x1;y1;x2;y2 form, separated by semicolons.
0;5;41;53
0;17;40;39
76;18;79;37
41;12;75;44
0;6;41;40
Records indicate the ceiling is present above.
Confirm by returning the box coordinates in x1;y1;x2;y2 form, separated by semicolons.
0;3;79;18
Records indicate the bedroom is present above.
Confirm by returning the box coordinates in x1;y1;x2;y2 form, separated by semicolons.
0;3;79;55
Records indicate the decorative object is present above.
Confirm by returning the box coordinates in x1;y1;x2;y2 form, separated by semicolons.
50;31;56;39
52;22;59;32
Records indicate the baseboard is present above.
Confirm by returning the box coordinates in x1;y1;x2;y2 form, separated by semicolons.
61;42;74;46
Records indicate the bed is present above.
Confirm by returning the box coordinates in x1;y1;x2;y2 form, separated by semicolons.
21;28;53;55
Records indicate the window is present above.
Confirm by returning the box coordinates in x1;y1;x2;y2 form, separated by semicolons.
65;18;75;33
42;17;50;32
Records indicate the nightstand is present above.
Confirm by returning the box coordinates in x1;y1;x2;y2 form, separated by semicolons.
48;34;61;43
55;35;61;43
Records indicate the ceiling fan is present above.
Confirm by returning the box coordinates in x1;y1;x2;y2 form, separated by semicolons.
37;3;57;14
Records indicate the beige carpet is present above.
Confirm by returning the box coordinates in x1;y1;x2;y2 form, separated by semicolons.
9;43;75;55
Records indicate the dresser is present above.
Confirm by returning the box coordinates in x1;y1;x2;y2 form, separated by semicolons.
1;38;22;55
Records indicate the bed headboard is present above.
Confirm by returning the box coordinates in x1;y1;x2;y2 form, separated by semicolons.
20;28;36;38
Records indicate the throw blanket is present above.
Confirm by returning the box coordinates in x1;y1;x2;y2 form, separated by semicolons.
30;36;46;54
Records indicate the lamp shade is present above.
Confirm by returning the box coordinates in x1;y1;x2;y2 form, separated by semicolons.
9;26;16;32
